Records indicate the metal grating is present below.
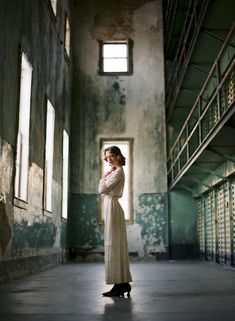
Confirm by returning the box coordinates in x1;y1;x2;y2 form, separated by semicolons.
205;191;216;262
198;198;205;257
198;181;235;267
231;180;235;266
224;182;231;265
216;185;226;265
167;23;235;189
205;193;213;261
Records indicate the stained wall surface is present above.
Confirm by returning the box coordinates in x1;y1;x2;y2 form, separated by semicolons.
69;0;168;260
0;0;71;281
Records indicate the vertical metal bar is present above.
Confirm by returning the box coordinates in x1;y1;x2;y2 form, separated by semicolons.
19;134;23;199
225;181;231;265
212;190;216;262
222;183;227;265
216;60;221;119
229;181;234;266
198;96;202;144
215;188;219;263
186;122;189;161
177;141;181;172
203;196;206;260
231;181;235;266
170;167;173;184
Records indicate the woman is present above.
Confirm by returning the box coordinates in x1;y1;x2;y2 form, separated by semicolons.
98;146;132;297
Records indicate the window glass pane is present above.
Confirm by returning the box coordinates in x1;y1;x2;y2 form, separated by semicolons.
50;0;57;15
15;53;32;200
103;44;127;58
62;130;69;219
103;58;128;72
99;40;133;74
44;100;55;212
65;17;70;57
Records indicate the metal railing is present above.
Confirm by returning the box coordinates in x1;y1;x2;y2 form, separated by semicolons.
164;0;179;54
168;22;235;189
165;0;209;118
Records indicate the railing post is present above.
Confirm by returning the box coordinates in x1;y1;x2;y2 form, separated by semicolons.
186;122;189;161
216;60;221;119
198;96;202;144
178;140;181;172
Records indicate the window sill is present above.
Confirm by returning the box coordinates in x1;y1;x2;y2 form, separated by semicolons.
13;197;28;210
61;217;67;223
43;209;53;218
98;71;133;76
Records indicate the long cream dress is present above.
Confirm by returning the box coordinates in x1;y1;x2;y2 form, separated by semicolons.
98;166;132;284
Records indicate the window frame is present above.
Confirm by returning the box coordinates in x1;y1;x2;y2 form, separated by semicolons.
14;51;33;204
49;0;57;16
43;99;55;215
99;138;134;224
62;129;69;220
98;39;133;76
64;14;70;59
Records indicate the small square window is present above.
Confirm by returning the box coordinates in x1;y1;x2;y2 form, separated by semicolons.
98;40;133;75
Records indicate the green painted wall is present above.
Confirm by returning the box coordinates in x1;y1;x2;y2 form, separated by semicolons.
68;194;103;251
169;189;199;259
136;193;168;259
0;0;72;279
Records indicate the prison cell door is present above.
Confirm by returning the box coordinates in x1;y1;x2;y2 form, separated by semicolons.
216;184;226;265
224;181;231;265
205;192;213;261
198;198;205;259
231;180;235;266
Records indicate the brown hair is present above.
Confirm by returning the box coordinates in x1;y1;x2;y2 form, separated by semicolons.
103;146;126;166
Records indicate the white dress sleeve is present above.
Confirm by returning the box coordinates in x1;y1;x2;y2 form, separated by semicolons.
98;168;122;194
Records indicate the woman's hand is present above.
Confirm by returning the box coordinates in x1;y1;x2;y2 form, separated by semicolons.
103;171;112;178
103;166;117;178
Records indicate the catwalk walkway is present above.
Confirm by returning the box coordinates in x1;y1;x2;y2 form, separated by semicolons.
0;261;235;320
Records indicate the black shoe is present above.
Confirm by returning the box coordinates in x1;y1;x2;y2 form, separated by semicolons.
102;284;118;297
102;283;132;298
118;283;131;298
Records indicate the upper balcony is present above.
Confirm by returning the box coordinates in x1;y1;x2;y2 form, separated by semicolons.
163;0;235;193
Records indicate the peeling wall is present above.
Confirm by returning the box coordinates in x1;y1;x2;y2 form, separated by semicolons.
0;0;71;280
0;140;14;259
70;0;168;260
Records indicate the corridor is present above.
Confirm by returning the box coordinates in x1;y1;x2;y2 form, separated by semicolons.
1;261;235;321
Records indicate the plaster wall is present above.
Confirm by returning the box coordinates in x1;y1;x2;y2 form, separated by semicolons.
69;0;168;260
0;0;71;281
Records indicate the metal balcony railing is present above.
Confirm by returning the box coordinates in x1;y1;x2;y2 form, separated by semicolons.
165;0;209;118
168;22;235;189
164;0;179;54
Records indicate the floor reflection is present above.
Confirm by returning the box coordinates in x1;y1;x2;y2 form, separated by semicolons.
102;296;134;319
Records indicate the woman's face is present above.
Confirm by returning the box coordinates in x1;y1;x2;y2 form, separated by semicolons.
105;150;119;167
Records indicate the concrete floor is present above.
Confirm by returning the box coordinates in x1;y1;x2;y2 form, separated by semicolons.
0;261;235;321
